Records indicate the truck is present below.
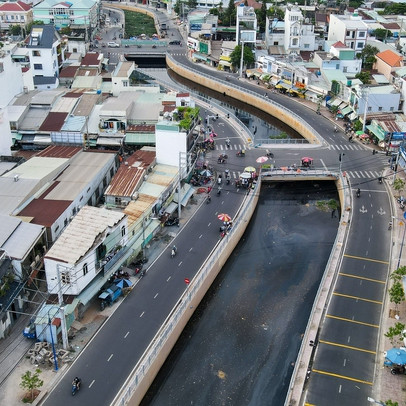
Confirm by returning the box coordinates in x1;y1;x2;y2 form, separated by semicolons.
98;284;122;310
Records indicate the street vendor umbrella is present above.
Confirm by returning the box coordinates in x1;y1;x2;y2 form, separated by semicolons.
356;130;364;135
200;169;212;177
217;213;232;222
256;156;268;163
301;157;313;162
114;279;132;289
384;348;406;365
244;166;256;173
240;172;252;179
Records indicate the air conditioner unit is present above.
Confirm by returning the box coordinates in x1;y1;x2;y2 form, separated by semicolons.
14;174;19;182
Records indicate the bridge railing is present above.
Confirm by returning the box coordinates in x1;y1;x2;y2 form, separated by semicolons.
165;53;324;145
112;179;262;406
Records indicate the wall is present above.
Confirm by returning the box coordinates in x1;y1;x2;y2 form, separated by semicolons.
166;57;321;145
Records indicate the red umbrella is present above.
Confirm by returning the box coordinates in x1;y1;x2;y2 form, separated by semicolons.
256;156;268;163
301;157;313;162
217;213;231;222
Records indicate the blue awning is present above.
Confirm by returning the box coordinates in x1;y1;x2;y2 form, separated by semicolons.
193;53;207;61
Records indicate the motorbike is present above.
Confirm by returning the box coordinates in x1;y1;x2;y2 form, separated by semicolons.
378;177;383;184
226;176;230;185
356;188;360;198
171;248;177;258
217;187;222;196
206;195;211;204
226;139;231;148
334;126;338;133
72;380;81;396
266;150;274;158
164;217;179;227
236;150;245;157
218;158;226;164
217;176;222;185
138;269;146;279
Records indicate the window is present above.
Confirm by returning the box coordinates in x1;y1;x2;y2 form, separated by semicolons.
378;107;383;111
61;271;70;284
115;197;122;205
64;218;68;227
336;64;340;69
343;66;348;73
33;50;41;57
292;38;298;46
346;30;350;37
368;106;372;111
357;42;364;49
83;263;88;276
390;107;394;111
0;62;3;73
121;225;126;237
304;44;309;49
122;80;128;87
34;64;42;70
359;31;366;37
21;16;24;21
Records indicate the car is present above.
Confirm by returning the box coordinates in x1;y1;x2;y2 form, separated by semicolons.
108;42;120;48
169;40;181;45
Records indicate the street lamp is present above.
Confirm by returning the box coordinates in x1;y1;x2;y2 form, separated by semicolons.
48;308;59;372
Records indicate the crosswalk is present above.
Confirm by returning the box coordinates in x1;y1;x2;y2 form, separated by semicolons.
345;170;382;179
216;144;247;151
328;144;368;151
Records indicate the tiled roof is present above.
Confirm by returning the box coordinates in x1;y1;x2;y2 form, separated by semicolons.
126;124;155;132
381;22;400;30
0;1;31;12
176;92;189;98
332;41;347;48
59;65;79;78
36;145;82;158
38;112;68;132
81;52;101;66
376;49;403;67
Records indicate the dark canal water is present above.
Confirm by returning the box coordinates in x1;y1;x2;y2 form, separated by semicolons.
141;181;339;406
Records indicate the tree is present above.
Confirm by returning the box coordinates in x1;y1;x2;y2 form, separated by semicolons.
26;20;44;35
391;266;406;282
267;6;284;20
187;0;197;10
373;28;393;42
385;400;399;406
257;1;267;34
9;25;22;36
20;369;44;402
389;281;405;311
355;71;371;84
230;45;255;71
394;178;405;195
385;322;406;345
356;44;379;69
224;0;236;26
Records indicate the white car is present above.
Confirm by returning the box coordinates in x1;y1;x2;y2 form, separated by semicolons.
107;42;120;48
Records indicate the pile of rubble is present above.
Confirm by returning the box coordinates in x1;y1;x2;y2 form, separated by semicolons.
27;342;72;367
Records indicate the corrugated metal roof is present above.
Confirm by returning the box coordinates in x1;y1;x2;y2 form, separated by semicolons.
73;93;100;117
45;205;125;264
36;146;82;158
51;97;78;113
38;112;68;132
124;194;157;225
61;115;86;132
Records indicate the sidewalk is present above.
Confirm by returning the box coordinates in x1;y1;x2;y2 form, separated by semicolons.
0;193;207;406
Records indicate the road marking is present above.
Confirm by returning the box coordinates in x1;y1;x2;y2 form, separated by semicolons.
166;276;171;282
189;247;193;252
319;340;375;354
326;314;379;328
320;158;327;171
208;222;211;227
333;292;382;304
312;369;373;385
199;234;203;239
107;353;114;362
178;261;182;266
124;331;130;338
154;293;158;299
338;272;385;284
140;311;145;317
343;254;389;264
89;380;95;388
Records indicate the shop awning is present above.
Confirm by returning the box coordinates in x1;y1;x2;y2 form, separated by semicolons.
366;124;386;141
270;76;279;85
193;53;207;61
173;184;195;207
34;135;51;145
340;106;353;116
348;112;358;121
338;102;348;109
275;82;291;90
330;99;342;107
164;201;178;215
219;60;232;67
97;137;123;146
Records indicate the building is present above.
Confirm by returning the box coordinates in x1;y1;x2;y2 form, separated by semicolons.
284;4;316;53
236;4;257;46
44;205;127;296
373;49;403;81
0;1;32;32
328;13;368;51
27;25;64;89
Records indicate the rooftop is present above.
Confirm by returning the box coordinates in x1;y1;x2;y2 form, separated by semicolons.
45;205;125;265
0;1;31;12
376;49;403;68
38;112;68;132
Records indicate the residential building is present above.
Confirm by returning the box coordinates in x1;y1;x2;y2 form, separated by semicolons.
328;13;368;51
27;25;64;89
373;49;403;81
328;41;362;75
44;205;128;296
284;4;316;53
236;4;257;46
265;18;285;55
15;146;117;244
0;1;32;32
32;0;100;34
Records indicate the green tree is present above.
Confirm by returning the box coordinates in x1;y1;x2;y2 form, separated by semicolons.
356;44;379;69
389;281;405;311
373;28;393;41
26;20;44;35
384;3;406;15
257;1;267;34
9;25;22;36
385;400;399;406
385;322;406;345
355;71;371;84
394;178;405;195
391;266;406;282
224;0;236;26
230;45;255;71
20;369;44;402
187;0;197;10
267;6;284;20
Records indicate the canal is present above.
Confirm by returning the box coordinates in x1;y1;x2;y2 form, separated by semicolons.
141;180;339;405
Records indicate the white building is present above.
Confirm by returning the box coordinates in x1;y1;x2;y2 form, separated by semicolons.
236;4;257;46
44;205;127;296
284;4;316;53
27;24;63;89
328;13;368;51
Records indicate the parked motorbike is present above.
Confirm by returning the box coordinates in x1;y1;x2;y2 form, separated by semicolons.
164;217;179;227
138;269;146;279
236;150;245;157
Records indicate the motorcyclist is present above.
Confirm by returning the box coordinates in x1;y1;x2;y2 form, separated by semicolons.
225;169;230;177
356;188;360;197
172;245;177;253
226;138;231;148
334;125;338;133
73;377;81;390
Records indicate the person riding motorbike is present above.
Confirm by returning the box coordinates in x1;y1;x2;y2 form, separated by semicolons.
226;138;231;148
356;188;361;197
334;125;338;133
72;377;81;394
171;245;177;258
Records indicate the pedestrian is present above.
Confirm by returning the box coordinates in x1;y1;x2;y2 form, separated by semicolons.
331;209;336;218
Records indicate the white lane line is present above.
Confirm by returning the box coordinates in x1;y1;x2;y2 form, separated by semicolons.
199;234;203;239
178;261;182;266
89;380;95;388
124;332;129;339
107;354;113;362
154;293;158;299
189;247;193;252
167;276;171;282
320;159;327;171
208;222;211;227
140;311;145;318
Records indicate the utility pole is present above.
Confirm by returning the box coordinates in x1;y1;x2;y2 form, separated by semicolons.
56;265;69;350
361;86;369;133
239;40;244;78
